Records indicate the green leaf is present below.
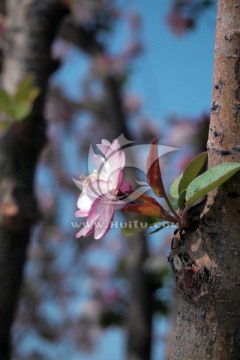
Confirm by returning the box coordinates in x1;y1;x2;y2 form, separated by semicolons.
0;75;39;122
178;189;186;210
146;222;171;235
0;90;17;118
178;152;207;194
14;74;39;120
13;103;32;121
170;152;207;200
14;74;39;103
170;174;182;199
169;196;179;211
186;162;240;206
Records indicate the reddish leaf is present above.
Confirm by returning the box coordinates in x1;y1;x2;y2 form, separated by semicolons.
124;203;163;219
138;193;161;207
147;137;166;198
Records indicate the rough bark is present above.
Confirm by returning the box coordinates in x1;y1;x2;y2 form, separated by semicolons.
0;1;66;359
169;1;240;359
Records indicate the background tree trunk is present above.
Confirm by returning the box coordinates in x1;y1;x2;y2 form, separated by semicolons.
169;1;240;359
0;1;66;359
103;76;152;360
0;3;153;359
60;21;153;360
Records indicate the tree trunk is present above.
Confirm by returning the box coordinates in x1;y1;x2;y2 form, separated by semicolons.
0;1;66;359
169;1;240;359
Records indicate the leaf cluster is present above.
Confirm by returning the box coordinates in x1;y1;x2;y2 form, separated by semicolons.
122;138;240;236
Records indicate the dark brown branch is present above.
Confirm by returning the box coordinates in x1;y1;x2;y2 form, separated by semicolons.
49;86;106;117
0;0;6;15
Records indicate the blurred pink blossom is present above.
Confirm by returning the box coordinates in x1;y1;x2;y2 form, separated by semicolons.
128;12;142;31
167;13;193;36
123;94;142;114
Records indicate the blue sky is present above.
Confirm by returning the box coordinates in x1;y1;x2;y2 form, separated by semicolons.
128;0;216;120
55;1;216;123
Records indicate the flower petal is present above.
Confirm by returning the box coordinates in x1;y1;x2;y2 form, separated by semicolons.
93;154;105;171
94;203;115;239
77;192;93;211
75;138;129;240
108;168;124;191
105;139;125;171
75;209;89;217
113;199;128;210
97;139;112;155
87;179;111;198
87;198;105;223
72;178;84;191
76;224;94;238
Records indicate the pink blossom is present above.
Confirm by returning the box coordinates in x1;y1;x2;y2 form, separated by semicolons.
75;139;132;240
167;13;193;36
